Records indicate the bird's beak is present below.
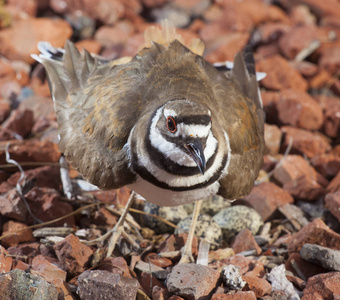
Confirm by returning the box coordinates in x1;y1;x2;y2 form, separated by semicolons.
185;140;206;175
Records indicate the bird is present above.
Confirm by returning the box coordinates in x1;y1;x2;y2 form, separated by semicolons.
33;20;265;263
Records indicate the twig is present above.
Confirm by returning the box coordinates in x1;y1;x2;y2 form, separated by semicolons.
59;155;74;201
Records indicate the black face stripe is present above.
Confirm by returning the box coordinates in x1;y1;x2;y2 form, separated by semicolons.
135;151;229;192
173;115;211;126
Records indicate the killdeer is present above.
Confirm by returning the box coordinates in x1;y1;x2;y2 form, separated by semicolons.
33;20;265;263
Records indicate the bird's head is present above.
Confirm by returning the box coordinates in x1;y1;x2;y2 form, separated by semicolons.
153;99;212;175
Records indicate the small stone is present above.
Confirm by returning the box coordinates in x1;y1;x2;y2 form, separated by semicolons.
242;271;272;298
25;187;75;226
0;246;12;274
300;243;340;271
1;221;35;247
175;214;222;246
6;242;40;262
278;25;319;59
0;18;72;64
211;291;256;300
327;172;340;193
273;154;325;201
244;182;294;221
77;270;140;300
166;263;220;300
144;253;173;268
275;90;323;130
231;229;262;255
31;255;67;281
158;233;198;256
311;153;340;178
0;189;28;222
319;44;340;75
97;257;132;278
139;271;165;296
325;191;340;222
208;248;235;264
0;269;60;300
264;123;282;155
302;272;340;300
53;234;93;276
288;218;340;254
256;55;308;91
221;265;246;290
93;207;118;227
1;109;34;139
12;259;30;271
213;206;264;243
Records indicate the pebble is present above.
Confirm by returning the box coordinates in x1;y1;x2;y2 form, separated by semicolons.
213;205;264;243
300;243;340;271
221;265;246;290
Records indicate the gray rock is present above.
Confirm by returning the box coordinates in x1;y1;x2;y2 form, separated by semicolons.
167;263;220;300
143;202;188;233
183;195;231;217
0;269;60;300
77;270;139;300
213;205;264;243
300;243;340;271
175;214;222;246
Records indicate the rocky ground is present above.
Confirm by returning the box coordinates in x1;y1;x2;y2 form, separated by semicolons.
0;0;339;299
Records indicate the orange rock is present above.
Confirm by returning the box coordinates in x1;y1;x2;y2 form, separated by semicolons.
264;123;282;155
302;272;340;300
231;229;262;255
211;291;256;300
325;191;340;223
327;172;340;193
0;108;34;139
287;218;340;254
0;18;72;64
0;246;12;273
144;252;173;268
257;56;308;91
243;271;272;298
53;234;93;276
1;221;35;247
31;254;67;282
97;256;132;278
311;153;340;178
244;182;294;221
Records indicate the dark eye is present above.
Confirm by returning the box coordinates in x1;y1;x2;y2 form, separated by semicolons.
166;117;177;133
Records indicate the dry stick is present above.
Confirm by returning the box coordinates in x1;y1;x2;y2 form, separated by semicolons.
59;155;74;201
5;142;43;224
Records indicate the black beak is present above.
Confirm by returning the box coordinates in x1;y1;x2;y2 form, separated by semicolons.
185;140;206;175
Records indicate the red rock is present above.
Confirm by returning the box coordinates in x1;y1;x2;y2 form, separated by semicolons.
0;189;28;222
210;255;253;275
289;4;316;25
31;255;67;281
288;218;340;254
319;44;340;75
75;39;102;55
285;252;328;280
1;221;35;247
290;0;340;18
308;69;332;89
54;234;93;276
94;21;135;47
325;191;340;223
0;246;12;273
139;271;165;296
11;259;29;271
255;22;291;45
302;272;340;300
0;108;34;139
231;229;262;255
314;95;340;138
152;286;169;300
291;61;319;78
244;182;294;221
327;172;340;193
97;257;132;278
330;78;340;97
25;187;75;227
19;96;55;122
311;153;340;178
93;207;118;227
166;263;221;300
158;233;198;257
6;166;61;191
286;274;306;290
6;242;40;264
0;141;60;167
0;18;72;64
211;291;256;300
144;252;173;268
256;55;308;91
281;127;331;158
273;154;325;200
264;123;282;155
242;271;272;298
0;99;11;124
278;25;319;59
5;0;38;16
204;32;250;63
276;90;323;130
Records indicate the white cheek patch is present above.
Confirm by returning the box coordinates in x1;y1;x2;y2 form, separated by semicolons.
174;123;211;139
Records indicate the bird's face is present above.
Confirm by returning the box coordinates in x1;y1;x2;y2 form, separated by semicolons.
153;100;212;175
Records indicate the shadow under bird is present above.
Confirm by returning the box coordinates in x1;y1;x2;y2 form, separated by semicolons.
33;20;265;263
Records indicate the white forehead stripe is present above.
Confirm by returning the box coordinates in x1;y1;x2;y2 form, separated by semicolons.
164;108;177;118
174;123;211;138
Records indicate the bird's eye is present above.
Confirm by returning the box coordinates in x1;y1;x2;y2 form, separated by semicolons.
166;117;177;133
